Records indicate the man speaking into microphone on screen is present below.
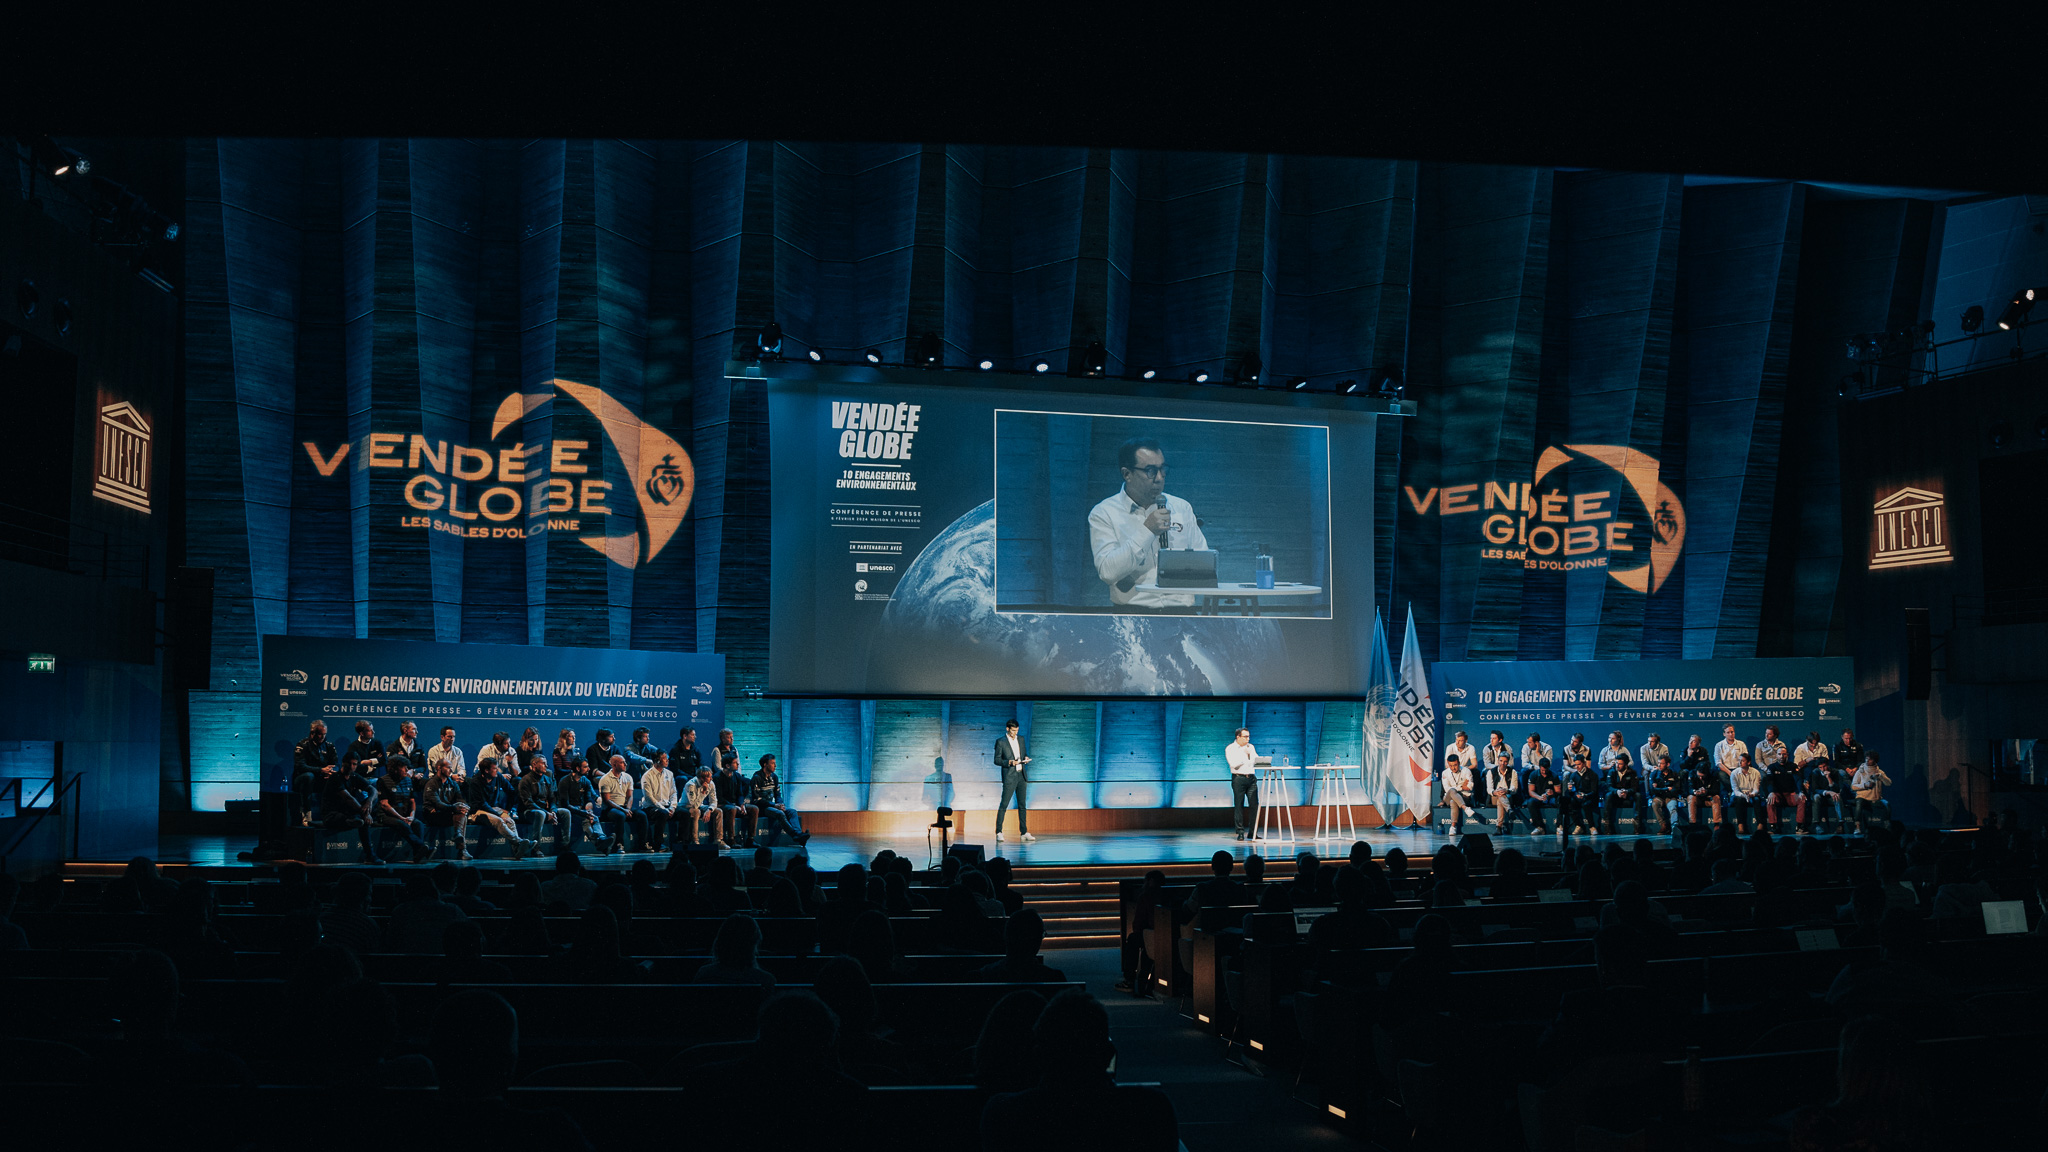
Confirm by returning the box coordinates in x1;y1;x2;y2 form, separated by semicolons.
1089;436;1209;609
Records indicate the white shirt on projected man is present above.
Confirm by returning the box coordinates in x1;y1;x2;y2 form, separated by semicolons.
1088;490;1209;608
1226;741;1261;776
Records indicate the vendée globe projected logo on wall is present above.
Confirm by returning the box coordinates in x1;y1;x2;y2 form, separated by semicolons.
298;378;693;570
1405;443;1688;594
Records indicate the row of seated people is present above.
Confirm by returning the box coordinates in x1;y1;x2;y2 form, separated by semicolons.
1;948;1170;1152
297;720;806;863
1437;739;1894;836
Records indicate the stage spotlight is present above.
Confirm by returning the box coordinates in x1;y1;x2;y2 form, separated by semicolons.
756;320;783;361
807;348;823;362
1232;354;1261;385
1996;288;2036;330
1991;420;2012;448
1192;371;1210;383
978;358;994;370
1343;379;1363;394
53;298;71;337
1960;305;1984;333
1033;360;1050;373
17;279;38;318
915;331;942;368
865;348;882;364
1290;377;1311;391
1079;340;1107;377
1137;366;1156;380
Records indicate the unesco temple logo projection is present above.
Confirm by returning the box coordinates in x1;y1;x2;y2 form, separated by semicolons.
300;378;694;571
1405;442;1689;594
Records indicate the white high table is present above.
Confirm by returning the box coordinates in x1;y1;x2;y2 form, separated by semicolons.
1306;764;1362;841
1252;764;1295;843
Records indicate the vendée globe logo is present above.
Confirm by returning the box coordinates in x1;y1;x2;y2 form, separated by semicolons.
1405;443;1688;595
300;378;693;571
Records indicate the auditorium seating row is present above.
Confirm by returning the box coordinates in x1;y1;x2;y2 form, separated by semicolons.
0;948;1010;983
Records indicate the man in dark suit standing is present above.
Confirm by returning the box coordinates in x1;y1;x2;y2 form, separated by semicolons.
994;718;1035;843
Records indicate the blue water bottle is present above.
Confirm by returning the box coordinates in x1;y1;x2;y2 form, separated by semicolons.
1255;543;1274;589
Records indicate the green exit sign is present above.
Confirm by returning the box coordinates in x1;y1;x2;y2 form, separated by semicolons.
27;653;55;673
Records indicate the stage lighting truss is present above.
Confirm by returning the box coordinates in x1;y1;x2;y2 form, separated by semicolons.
1840;293;2044;397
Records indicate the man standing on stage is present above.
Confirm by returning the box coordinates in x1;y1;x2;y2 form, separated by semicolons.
1226;728;1260;840
1088;437;1210;609
995;718;1035;843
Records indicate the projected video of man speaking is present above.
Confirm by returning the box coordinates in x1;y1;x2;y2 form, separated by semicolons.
993;412;1332;617
767;374;1379;698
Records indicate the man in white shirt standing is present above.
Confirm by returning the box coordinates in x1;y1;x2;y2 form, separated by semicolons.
1226;728;1260;841
1088;437;1209;609
426;726;467;780
994;718;1035;843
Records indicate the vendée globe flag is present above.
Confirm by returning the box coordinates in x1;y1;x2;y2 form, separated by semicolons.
1361;607;1397;813
1390;605;1438;823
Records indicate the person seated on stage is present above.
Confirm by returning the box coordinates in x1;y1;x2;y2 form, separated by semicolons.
1685;753;1724;828
425;725;467;780
1851;754;1893;833
684;765;730;849
669;725;703;781
639;751;680;853
1601;751;1640;835
556;757;600;846
596;755;648;854
715;753;760;846
1519;731;1555;777
1440;753;1478;832
1755;724;1790;776
341;718;384;780
1727;753;1765;834
975;909;1067;982
1522;758;1561;834
587;727;649;781
539;852;598;912
1646;755;1682;833
1598;731;1631;775
514;752;569;848
292;719;338;826
627;726;664;771
373;756;433;865
1804;756;1845;833
1181;851;1247;919
1562;757;1603;835
1765;754;1808;832
386;720;426;775
982;990;1177;1152
750;753;810;845
321;759;379;864
1793;729;1831;770
474;731;517;782
1481;730;1513;777
464;757;537;859
550;728;580;777
1561;732;1594;772
1485;752;1519;831
516;725;545;768
420;757;472;860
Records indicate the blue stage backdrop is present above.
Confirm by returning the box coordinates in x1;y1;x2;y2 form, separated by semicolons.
1431;656;1859;777
257;636;724;800
767;372;1380;697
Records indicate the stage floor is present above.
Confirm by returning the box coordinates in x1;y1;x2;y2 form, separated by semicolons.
142;823;1673;873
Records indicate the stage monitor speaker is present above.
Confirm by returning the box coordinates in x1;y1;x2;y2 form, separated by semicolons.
168;566;216;691
948;844;986;867
1458;832;1495;868
1905;607;1931;701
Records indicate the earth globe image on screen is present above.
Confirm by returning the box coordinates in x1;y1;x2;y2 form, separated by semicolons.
866;500;1286;695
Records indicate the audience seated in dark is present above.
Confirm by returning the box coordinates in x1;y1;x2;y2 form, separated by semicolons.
1700;858;1753;895
318;872;379;956
1930;850;1999;920
324;977;438;1087
539;852;597;912
849;907;910;981
974;909;1066;982
1241;852;1270;898
980;990;1177;1152
703;991;868;1138
936;882;997;953
1306;865;1397;951
442;920;514;984
504;906;557;956
1825;910;1957;1031
431;989;591;1152
972;988;1048;1092
743;844;777;888
659;857;709;917
0;873;26;950
1789;1015;1933;1152
386;870;467;954
1537;918;1673;1074
1288;850;1334;905
99;948;252;1087
446;864;496;914
812;954;907;1077
962;869;1007;917
695;913;777;986
548;905;644;983
984;857;1026;915
506;871;543;911
818;863;876;951
764;877;804;917
1242;880;1295;939
1181;851;1247;918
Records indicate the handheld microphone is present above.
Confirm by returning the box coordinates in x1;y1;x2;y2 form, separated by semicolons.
1153;493;1170;546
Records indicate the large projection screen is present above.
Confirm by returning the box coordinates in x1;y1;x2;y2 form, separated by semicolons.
768;372;1380;697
